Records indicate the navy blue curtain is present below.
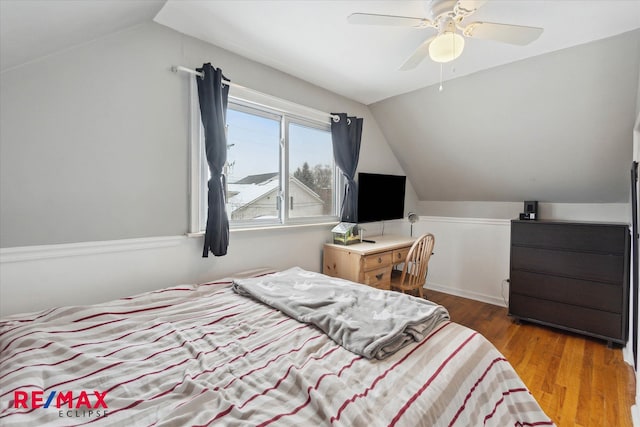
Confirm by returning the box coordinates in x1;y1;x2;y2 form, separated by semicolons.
331;113;363;222
196;63;230;257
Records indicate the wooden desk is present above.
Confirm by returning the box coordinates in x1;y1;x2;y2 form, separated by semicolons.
323;235;416;290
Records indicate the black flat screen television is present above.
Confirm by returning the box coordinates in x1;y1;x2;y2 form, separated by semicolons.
357;172;406;223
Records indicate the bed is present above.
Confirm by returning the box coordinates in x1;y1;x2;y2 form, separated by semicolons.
0;267;554;426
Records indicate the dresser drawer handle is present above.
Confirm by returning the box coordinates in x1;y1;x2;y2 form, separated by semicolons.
377;257;382;263
375;273;383;280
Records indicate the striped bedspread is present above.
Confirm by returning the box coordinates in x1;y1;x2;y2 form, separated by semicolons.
0;269;554;426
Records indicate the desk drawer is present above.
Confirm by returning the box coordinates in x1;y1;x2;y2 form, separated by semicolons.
363;267;391;290
362;252;392;271
392;248;409;263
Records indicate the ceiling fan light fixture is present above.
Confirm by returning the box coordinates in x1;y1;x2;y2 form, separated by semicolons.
428;31;465;63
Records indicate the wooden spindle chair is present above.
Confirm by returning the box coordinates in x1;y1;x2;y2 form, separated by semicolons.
390;233;435;299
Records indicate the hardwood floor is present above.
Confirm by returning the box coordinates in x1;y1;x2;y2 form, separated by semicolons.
425;289;636;427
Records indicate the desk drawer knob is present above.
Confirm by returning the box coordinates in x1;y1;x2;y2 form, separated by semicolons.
376;273;383;280
377;257;382;263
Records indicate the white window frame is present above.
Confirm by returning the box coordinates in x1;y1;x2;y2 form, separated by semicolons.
189;79;341;233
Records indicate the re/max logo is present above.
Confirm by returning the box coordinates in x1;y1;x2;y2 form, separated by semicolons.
14;390;108;409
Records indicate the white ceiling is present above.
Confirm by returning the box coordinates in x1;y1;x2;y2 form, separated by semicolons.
1;1;639;105
154;0;640;104
0;0;165;72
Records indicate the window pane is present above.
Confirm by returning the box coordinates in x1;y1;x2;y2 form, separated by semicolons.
289;122;334;218
226;108;281;221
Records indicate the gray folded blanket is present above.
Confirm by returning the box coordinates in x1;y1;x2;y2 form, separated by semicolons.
232;267;450;359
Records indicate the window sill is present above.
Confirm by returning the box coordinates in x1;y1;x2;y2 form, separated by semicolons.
187;221;339;238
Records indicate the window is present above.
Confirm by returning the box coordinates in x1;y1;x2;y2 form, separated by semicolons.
190;86;340;232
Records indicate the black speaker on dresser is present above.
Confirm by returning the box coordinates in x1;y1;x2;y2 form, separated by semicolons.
519;201;538;220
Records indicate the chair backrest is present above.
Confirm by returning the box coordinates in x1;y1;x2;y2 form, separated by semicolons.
398;233;435;291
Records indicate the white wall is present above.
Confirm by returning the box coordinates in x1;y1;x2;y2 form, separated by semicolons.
396;204;630;312
0;20;634;327
0;21;417;248
371;29;640;206
415;202;629;310
345;216;510;307
629;112;640;427
418;201;630;222
2;205;629;317
415;217;511;307
0;225;340;317
0;21;420;316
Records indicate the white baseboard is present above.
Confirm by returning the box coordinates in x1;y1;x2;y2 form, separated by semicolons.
426;281;508;308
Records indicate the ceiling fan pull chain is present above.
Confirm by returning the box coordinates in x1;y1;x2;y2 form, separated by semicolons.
439;63;444;92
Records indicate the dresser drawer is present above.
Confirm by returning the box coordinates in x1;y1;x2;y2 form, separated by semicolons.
362;267;391;290
362;252;393;271
509;293;623;342
511;222;627;254
511;246;625;284
509;220;629;344
510;270;622;313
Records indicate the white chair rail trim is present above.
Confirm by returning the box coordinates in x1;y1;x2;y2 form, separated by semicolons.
0;236;186;263
418;216;511;226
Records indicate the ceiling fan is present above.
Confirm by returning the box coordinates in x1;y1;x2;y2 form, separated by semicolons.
348;0;544;70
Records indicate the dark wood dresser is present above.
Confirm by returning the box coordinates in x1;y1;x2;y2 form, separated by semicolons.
509;219;630;346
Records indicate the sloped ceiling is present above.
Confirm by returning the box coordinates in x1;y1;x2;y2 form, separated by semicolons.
370;29;640;203
0;0;165;71
154;0;640;105
3;1;639;104
1;1;639;204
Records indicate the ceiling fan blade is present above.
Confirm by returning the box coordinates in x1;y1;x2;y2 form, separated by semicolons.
455;0;488;15
347;13;432;28
399;36;436;71
463;21;543;45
